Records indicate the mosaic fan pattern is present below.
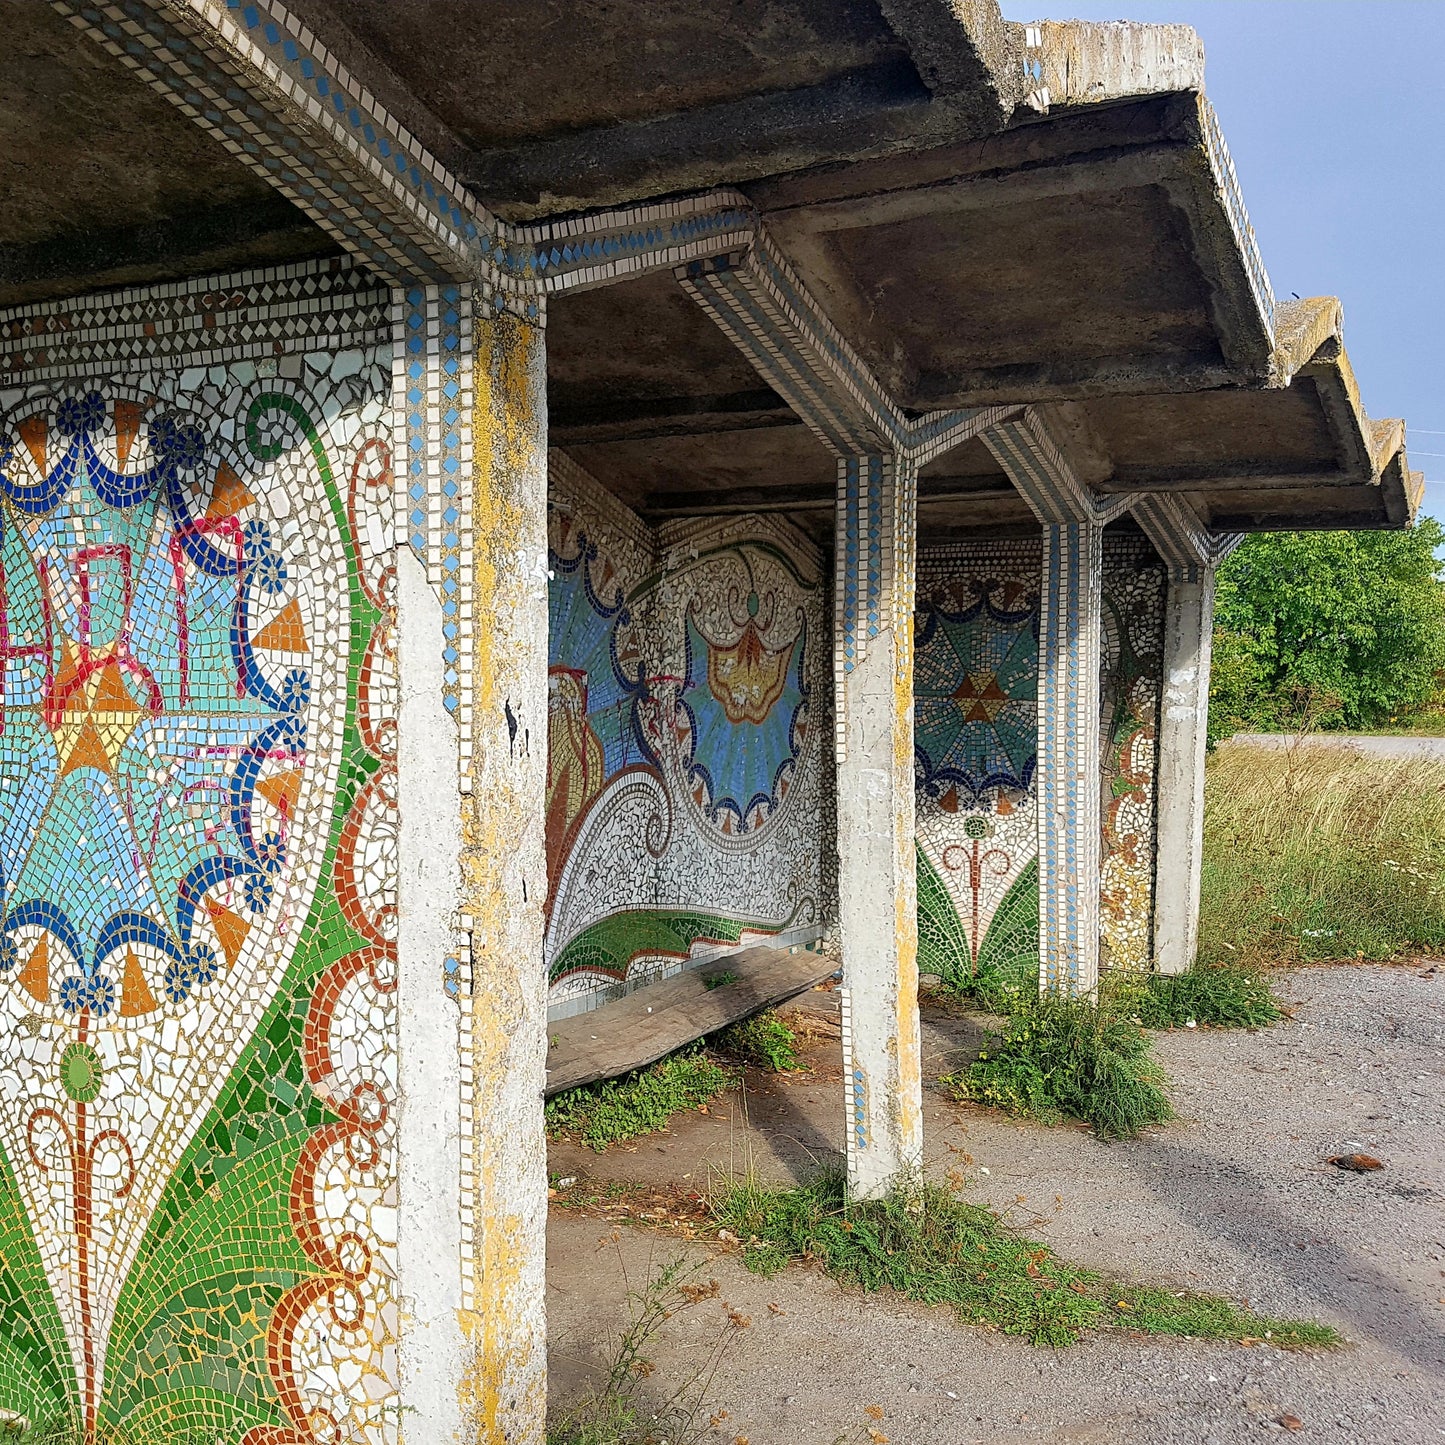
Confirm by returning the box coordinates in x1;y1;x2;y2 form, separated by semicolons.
0;308;398;1443
678;602;808;836
914;580;1039;802
544;465;825;1010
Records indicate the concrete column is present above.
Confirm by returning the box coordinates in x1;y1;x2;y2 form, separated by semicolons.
396;303;550;1444
1152;563;1216;975
835;453;924;1198
1036;521;1104;996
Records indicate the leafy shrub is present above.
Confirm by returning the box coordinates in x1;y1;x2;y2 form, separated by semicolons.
1211;522;1445;735
714;1010;801;1071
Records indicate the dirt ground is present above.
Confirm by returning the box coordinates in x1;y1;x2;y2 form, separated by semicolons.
546;964;1445;1444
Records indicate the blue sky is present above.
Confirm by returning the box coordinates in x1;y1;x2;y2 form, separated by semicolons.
999;0;1445;522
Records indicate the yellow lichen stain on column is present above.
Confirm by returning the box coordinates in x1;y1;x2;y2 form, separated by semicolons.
889;604;923;1162
456;311;549;1443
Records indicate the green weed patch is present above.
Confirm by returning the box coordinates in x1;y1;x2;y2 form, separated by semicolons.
546;1049;733;1152
714;1173;1339;1351
940;991;1174;1139
1129;965;1283;1029
715;1010;801;1071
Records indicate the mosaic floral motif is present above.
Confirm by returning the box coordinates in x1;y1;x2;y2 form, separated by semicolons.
914;538;1165;980
914;544;1043;972
1099;539;1165;971
678;599;808;836
544;465;824;1010
0;334;398;1442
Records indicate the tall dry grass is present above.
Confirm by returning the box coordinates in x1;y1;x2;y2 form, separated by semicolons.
1199;743;1445;965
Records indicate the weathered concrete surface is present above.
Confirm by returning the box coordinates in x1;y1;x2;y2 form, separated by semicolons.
396;548;468;1445
0;2;328;305
836;626;925;1196
547;965;1445;1443
1152;568;1215;975
459;314;552;1443
1021;20;1206;109
282;0;1022;215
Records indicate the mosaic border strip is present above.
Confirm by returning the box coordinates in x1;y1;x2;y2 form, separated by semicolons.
0;256;387;383
52;0;483;289
1037;520;1103;995
1133;493;1243;577
390;284;476;766
51;3;769;311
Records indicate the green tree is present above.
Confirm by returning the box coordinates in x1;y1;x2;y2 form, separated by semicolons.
1210;520;1445;735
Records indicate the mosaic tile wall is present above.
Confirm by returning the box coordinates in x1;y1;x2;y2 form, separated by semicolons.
1098;535;1166;971
545;456;826;1013
914;535;1164;988
0;263;400;1441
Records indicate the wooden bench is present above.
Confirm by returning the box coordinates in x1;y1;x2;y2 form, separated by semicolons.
545;945;838;1095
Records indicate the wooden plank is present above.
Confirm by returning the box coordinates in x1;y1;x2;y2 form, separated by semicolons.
545;946;838;1096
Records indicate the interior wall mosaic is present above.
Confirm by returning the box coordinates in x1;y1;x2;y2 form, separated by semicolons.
913;534;1165;987
0;262;399;1443
1098;535;1165;971
545;455;826;1013
914;541;1043;993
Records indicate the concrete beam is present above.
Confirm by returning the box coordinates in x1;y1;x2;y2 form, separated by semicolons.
51;0;499;288
1013;20;1205;111
0;193;333;308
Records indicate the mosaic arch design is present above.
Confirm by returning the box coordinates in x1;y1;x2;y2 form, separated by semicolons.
544;465;826;1008
0;353;398;1442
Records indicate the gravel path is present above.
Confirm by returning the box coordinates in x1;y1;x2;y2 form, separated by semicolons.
547;965;1445;1443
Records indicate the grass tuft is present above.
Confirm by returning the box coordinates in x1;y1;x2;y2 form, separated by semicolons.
1201;745;1445;964
714;1009;802;1072
546;1048;733;1152
1127;965;1284;1030
940;990;1174;1139
714;1172;1339;1351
